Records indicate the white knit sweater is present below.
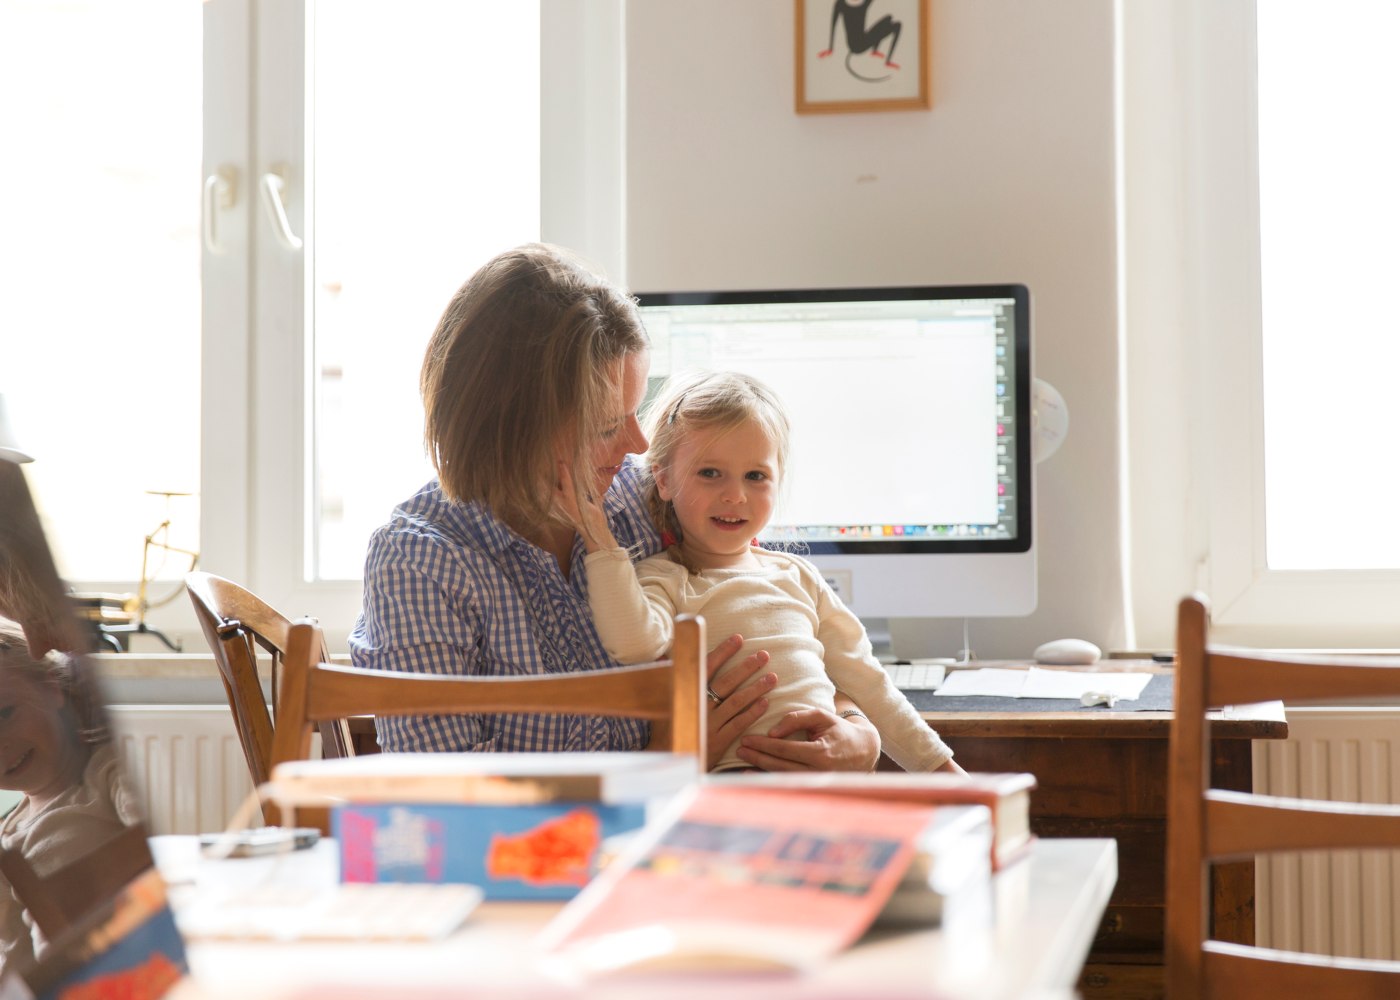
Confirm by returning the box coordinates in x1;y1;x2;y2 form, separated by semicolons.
584;546;953;773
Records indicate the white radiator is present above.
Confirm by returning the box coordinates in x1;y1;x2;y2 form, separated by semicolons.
107;705;255;836
1252;707;1400;960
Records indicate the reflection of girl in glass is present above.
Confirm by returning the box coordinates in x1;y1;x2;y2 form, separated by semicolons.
0;621;137;971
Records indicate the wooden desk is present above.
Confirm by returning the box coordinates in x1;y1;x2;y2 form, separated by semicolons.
163;837;1116;1000
916;665;1287;999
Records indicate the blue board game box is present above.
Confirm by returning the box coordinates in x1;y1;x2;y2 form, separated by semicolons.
335;802;649;900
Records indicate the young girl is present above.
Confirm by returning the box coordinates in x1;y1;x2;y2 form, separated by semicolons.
561;370;963;774
0;621;139;971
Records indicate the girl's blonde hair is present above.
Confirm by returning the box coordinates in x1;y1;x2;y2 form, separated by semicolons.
420;243;649;534
641;370;791;544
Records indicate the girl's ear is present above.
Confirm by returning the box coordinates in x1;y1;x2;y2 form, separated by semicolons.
653;464;675;501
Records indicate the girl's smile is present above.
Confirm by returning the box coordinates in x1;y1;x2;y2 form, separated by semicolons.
5;746;34;778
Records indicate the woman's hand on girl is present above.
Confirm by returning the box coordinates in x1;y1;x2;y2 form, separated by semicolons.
704;633;776;771
555;462;615;552
735;707;882;772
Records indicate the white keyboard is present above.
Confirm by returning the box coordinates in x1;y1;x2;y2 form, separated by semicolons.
177;881;484;942
886;662;949;691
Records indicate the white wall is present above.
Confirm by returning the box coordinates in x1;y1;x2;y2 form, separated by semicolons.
624;1;1125;657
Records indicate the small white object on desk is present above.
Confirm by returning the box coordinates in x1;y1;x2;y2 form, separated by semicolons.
1079;691;1120;708
1032;638;1102;665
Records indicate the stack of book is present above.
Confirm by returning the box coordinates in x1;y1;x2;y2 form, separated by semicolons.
265;752;698;900
703;771;1036;933
540;772;1037;975
880;802;994;927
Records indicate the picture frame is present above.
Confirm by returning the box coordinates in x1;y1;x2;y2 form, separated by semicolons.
796;0;931;114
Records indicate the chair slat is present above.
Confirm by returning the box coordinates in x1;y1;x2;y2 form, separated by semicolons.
1208;651;1400;708
1202;940;1400;1000
1204;790;1400;860
270;614;708;833
308;662;681;723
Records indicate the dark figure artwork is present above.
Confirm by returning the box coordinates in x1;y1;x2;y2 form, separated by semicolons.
817;0;903;82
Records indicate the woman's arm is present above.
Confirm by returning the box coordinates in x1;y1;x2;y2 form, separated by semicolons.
558;464;680;663
352;525;496;753
812;576;958;772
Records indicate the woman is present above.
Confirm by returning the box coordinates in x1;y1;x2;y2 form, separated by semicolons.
349;243;880;771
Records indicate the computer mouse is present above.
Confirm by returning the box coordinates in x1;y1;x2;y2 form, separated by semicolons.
1033;638;1102;666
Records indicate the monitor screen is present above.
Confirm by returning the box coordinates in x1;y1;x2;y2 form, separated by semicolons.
636;284;1034;619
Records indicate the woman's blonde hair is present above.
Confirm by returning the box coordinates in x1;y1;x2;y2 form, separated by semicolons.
420;244;649;533
641;370;791;544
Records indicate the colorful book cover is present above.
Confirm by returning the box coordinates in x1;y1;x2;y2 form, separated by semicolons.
17;868;187;1000
539;786;938;975
334;801;649;900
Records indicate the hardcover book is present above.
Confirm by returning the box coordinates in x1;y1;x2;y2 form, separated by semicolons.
267;751;698;808
334;801;651;901
704;770;1036;871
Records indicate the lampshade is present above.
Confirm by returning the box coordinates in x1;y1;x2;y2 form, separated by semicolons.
0;394;34;463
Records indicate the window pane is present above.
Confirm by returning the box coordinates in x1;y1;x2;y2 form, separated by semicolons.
310;0;540;579
1258;2;1400;569
0;0;201;582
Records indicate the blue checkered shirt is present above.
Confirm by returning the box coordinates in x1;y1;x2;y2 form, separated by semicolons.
349;460;663;753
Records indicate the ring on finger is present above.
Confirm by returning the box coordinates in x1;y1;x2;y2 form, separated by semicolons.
706;685;722;705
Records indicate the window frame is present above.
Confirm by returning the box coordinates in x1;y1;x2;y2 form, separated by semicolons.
1126;0;1400;649
183;0;627;649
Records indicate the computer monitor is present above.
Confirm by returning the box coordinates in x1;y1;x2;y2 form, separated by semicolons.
635;283;1034;620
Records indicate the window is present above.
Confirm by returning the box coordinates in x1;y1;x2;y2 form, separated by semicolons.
0;0;202;588
1125;0;1400;645
1256;2;1400;571
307;1;540;580
3;0;622;649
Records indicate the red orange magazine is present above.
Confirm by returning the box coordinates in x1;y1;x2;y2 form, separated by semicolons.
538;785;937;976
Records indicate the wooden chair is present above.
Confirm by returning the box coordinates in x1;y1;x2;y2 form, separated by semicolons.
1166;594;1400;998
185;572;352;807
265;614;707;830
0;822;152;943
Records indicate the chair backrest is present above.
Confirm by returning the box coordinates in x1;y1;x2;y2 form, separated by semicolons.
185;572;351;797
1165;594;1400;998
0;822;152;944
266;614;708;829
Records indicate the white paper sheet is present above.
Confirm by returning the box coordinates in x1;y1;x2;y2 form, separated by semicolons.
1018;668;1153;701
929;666;1155;701
931;668;1030;697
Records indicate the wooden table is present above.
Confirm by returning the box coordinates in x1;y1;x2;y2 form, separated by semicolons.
915;663;1287;999
162;837;1117;1000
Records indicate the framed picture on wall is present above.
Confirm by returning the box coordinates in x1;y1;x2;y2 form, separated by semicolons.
796;0;931;114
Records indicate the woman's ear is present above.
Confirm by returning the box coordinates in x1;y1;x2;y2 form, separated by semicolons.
653;464;674;501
